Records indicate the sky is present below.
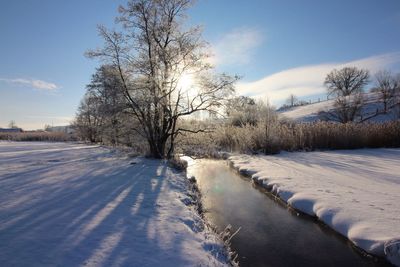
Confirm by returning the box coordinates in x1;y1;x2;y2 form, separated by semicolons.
1;0;400;130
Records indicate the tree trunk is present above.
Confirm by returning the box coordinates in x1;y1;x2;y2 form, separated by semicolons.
384;100;387;114
167;118;177;159
148;138;167;158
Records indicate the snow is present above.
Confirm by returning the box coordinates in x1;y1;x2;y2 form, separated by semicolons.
279;99;334;122
0;142;228;267
229;149;400;266
279;92;399;122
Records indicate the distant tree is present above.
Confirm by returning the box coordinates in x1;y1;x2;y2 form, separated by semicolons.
286;94;298;107
8;120;18;129
325;67;369;97
44;124;52;131
396;73;400;92
393;73;400;119
324;67;369;123
86;0;237;158
373;70;399;113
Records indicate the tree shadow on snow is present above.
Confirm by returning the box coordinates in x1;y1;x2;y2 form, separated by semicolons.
0;153;190;267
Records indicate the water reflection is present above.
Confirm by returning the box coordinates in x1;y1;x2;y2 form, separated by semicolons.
188;159;390;267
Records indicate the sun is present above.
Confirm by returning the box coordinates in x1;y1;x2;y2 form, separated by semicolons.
178;72;199;99
178;72;194;90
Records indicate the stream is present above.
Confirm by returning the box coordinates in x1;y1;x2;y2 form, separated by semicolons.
187;159;391;267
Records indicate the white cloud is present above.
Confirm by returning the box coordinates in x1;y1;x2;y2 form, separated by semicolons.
0;78;58;90
210;27;264;66
237;52;400;104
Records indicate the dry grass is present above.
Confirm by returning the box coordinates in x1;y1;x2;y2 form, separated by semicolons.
0;132;75;142
177;121;400;156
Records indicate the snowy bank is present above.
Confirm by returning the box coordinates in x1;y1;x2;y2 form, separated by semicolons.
230;149;400;266
0;142;229;267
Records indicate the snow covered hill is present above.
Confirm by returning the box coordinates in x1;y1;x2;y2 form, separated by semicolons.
279;92;399;123
0;142;228;267
230;149;400;266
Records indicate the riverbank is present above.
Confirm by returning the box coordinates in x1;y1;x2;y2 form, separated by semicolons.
0;142;229;266
229;149;400;266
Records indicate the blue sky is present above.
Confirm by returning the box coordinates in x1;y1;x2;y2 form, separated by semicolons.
1;0;400;129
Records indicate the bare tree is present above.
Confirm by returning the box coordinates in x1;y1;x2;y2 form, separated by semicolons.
285;94;298;107
373;70;399;113
8;120;18;129
324;67;369;123
396;73;400;112
325;67;369;97
87;0;237;158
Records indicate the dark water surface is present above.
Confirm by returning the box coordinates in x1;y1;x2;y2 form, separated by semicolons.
187;159;391;267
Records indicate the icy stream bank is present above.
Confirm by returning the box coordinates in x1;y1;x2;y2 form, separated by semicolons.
230;149;400;266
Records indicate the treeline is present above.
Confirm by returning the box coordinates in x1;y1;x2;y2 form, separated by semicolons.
0;132;74;142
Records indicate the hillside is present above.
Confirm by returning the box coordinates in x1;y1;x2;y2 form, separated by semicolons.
279;92;399;123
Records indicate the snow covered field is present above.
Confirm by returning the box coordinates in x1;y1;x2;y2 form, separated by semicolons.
0;142;228;267
230;149;400;266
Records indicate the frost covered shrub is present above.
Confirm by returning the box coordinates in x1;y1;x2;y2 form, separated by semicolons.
212;125;264;153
